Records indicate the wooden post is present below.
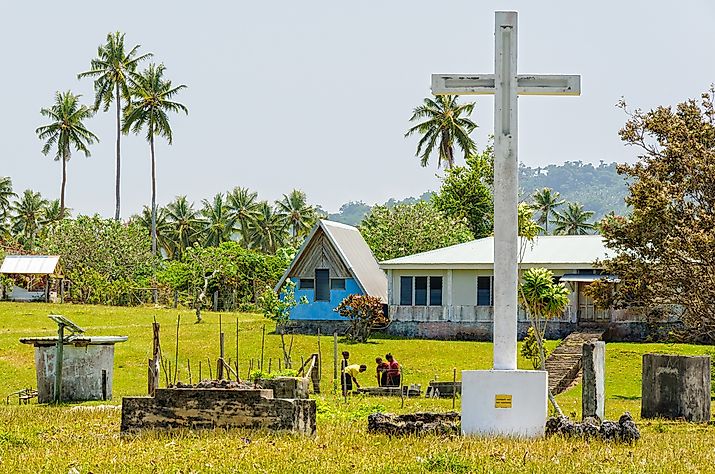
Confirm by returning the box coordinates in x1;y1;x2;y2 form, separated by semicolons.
218;332;225;379
260;325;266;371
317;329;322;382
188;359;192;385
173;315;181;384
333;331;338;393
235;318;240;379
199;360;202;381
278;358;282;372
207;357;213;380
452;368;457;410
268;358;272;374
148;321;160;395
311;353;321;394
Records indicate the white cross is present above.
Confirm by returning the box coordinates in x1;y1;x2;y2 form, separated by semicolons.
431;11;581;371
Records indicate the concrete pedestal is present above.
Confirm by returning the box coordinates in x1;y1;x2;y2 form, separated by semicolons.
461;369;548;437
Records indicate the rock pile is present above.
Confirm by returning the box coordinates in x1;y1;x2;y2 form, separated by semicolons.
545;413;640;443
367;412;460;436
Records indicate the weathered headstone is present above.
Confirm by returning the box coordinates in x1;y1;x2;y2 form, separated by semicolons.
641;354;711;422
582;341;605;420
431;10;580;437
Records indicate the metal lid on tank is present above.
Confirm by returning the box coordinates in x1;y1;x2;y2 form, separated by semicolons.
19;336;128;347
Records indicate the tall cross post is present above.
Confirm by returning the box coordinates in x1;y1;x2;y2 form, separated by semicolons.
432;11;580;371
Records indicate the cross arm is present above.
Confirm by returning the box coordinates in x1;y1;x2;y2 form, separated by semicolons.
431;74;581;96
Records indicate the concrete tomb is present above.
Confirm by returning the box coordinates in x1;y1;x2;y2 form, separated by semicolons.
641;353;711;422
431;10;580;437
582;341;605;420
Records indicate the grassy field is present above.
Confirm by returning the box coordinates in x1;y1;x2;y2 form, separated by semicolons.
0;302;713;473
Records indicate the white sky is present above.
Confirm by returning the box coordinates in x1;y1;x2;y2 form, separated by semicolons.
2;1;714;217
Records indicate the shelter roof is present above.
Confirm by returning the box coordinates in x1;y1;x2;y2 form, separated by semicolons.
0;255;60;275
380;235;611;269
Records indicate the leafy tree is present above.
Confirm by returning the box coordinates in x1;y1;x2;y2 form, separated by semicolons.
10;189;47;249
38;215;153;304
226;187;261;246
592;90;715;343
531;188;564;234
201;193;236;247
432;146;493;238
248;202;288;254
359;201;473;261
405;95;477;169
258;280;307;368
335;294;387;343
165;195;201;259
552;202;595;235
78;31;152;221
276;189;317;245
123;63;187;258
133;206;173;258
36;91;98;218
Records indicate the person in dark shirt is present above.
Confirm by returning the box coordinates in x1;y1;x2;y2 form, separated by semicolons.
385;353;401;387
375;357;389;386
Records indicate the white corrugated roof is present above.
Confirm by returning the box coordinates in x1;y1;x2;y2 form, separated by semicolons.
275;220;388;302
380;235;611;269
0;255;60;274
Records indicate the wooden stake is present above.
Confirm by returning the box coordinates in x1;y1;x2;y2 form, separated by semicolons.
207;357;213;380
268;358;272;374
188;359;192;385
235;318;240;378
260;324;266;371
218;332;225;379
148;320;161;395
199;360;202;381
278;358;282;372
173;315;181;384
333;332;338;393
452;367;457;410
317;328;322;382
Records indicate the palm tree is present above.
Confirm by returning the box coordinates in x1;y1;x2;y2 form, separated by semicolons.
165;195;201;259
134;206;173;258
226;187;261;246
531;188;565;234
78;32;152;222
405;95;477;169
276;189;316;245
552;202;595;235
11;190;48;249
0;177;16;221
200;193;236;247
42;199;70;226
36;92;98;219
248;202;288;254
123;64;187;258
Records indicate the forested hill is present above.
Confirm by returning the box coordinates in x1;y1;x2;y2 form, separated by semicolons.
326;161;629;226
518;161;629;219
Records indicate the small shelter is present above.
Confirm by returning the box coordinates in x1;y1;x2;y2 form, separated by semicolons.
0;255;62;302
275;220;387;326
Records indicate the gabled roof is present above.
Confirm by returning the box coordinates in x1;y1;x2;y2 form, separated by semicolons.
275;220;387;302
0;255;60;275
380;235;611;269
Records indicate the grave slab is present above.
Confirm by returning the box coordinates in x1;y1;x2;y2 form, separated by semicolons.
641;354;710;422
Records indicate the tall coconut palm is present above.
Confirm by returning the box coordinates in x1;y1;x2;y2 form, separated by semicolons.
531;188;565;235
0;177;16;221
123;64;187;258
166;195;201;259
200;193;236;247
226;186;261;246
10;189;48;249
78;32;152;222
248;202;288;254
36;91;98;218
552;202;595;235
276;189;316;245
405;95;477;169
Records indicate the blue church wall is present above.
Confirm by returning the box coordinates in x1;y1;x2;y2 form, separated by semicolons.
289;277;363;320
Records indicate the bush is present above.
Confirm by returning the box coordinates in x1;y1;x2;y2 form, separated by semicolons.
335;294;387;343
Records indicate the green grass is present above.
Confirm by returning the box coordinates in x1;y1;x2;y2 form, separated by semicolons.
0;302;714;473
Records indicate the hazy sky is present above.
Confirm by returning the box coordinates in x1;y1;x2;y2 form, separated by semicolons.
2;1;714;217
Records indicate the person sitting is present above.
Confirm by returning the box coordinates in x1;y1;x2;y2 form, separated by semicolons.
385;353;401;387
342;364;367;394
375;357;389;386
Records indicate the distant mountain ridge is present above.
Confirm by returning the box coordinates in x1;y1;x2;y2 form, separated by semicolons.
322;161;628;226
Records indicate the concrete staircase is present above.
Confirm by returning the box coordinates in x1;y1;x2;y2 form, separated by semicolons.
545;329;605;395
